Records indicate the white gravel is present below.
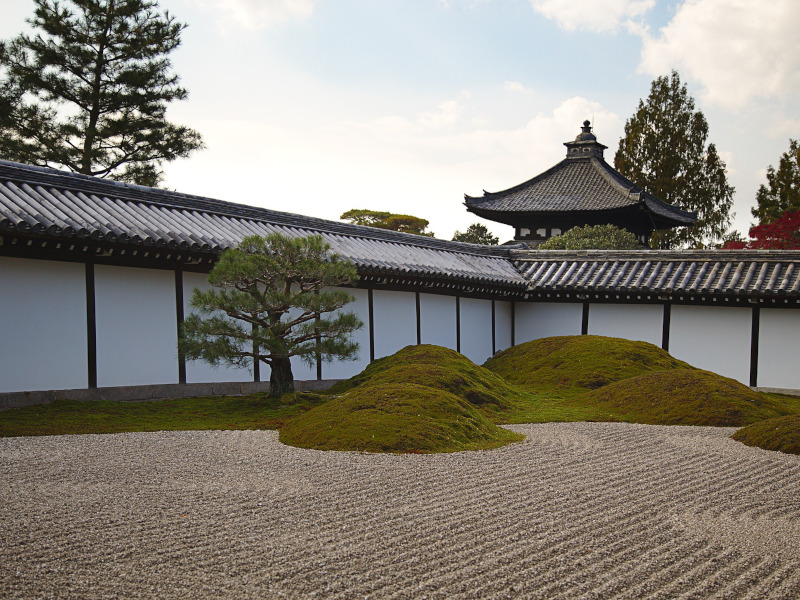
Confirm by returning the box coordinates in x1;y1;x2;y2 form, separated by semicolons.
1;422;799;599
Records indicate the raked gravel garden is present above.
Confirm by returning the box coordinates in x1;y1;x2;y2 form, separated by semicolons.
2;422;799;599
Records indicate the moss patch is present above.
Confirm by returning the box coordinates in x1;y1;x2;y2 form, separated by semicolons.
279;382;523;453
484;335;694;396
330;344;531;421
0;393;325;437
579;369;788;426
732;414;800;455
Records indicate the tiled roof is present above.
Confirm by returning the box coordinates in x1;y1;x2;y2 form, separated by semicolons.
464;156;696;225
0;161;527;290
513;250;800;300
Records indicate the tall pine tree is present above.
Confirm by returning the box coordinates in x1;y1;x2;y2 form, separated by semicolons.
752;139;800;225
0;0;203;186
615;71;734;248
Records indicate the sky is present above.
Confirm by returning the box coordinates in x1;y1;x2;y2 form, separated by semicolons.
3;0;800;242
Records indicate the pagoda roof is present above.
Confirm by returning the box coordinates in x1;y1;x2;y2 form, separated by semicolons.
464;123;696;229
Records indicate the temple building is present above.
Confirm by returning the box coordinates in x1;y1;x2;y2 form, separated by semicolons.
464;121;697;245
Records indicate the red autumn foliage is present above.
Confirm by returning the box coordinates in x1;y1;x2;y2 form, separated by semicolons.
723;209;800;250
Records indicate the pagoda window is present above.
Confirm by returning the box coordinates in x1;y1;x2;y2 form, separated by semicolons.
536;228;547;237
552;228;561;236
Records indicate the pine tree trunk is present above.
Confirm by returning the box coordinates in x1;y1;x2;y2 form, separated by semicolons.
269;357;295;398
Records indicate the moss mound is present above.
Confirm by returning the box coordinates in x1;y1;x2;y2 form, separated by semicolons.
731;414;800;455
329;344;530;420
484;335;693;395
579;369;786;426
279;382;523;453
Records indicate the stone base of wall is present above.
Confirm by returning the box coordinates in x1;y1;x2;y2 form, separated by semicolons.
0;379;343;410
754;386;800;397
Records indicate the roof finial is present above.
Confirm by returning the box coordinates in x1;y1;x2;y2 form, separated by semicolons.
582;120;592;133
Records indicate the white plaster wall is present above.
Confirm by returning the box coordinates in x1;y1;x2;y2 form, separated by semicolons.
494;301;513;354
587;303;663;347
459;298;493;364
95;265;178;387
323;287;371;380
758;309;800;390
372;289;417;359
419;293;457;350
0;257;88;393
515;302;582;344
669;305;751;384
182;272;252;384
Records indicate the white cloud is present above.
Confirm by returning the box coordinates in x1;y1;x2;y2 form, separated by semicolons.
188;0;319;31
530;0;655;33
639;0;800;110
503;81;533;93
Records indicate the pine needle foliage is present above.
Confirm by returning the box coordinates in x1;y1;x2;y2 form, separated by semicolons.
180;234;363;398
0;0;203;186
614;71;734;248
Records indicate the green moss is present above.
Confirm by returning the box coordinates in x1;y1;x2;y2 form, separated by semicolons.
579;369;788;426
732;414;800;455
279;382;523;453
0;393;326;437
484;335;694;397
329;344;532;420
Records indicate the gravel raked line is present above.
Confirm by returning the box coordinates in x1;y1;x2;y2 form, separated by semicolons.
1;422;799;599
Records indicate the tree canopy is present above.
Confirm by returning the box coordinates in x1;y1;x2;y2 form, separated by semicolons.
180;234;363;398
723;210;800;250
452;223;499;245
614;71;734;249
538;224;644;250
752;139;800;225
340;209;434;237
0;0;203;186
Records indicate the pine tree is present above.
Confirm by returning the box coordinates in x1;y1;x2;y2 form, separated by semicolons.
752;139;800;225
340;209;435;237
180;234;363;398
0;0;203;186
615;71;734;248
452;223;499;245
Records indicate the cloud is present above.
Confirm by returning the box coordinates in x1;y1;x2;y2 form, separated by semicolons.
639;0;800;110
188;0;319;31
530;0;655;33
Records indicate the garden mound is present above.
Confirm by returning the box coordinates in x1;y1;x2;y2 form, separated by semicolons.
328;344;529;421
731;414;800;455
484;335;693;395
579;369;786;426
279;382;523;453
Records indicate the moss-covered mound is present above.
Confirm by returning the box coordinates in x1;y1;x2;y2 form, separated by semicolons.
579;369;787;426
484;335;693;395
731;414;800;455
279;382;523;453
329;344;530;420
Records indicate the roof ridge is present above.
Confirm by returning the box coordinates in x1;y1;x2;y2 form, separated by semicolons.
0;160;512;260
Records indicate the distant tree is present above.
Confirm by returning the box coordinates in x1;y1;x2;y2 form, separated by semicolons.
340;209;434;237
539;224;644;250
615;71;734;249
180;234;363;398
0;0;203;186
723;210;800;250
452;223;499;245
752;139;800;225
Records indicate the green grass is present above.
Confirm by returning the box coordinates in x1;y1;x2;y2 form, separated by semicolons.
279;382;523;453
731;414;800;455
0;393;325;437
